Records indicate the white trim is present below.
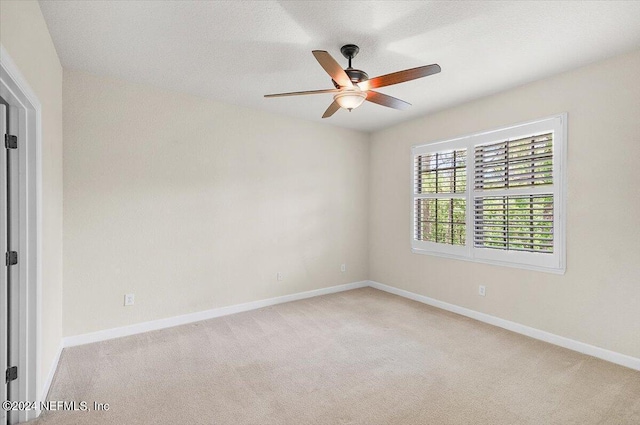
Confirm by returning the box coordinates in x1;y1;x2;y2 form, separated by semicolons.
410;248;566;275
0;44;43;422
57;279;639;387
40;342;63;402
0;46;41;107
368;280;640;371
64;281;369;347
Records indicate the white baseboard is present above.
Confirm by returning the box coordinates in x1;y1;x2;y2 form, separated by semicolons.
368;280;640;371
58;279;639;373
63;281;369;348
41;341;64;403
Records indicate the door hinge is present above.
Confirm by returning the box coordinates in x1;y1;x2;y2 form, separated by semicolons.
4;134;17;149
6;251;17;266
5;366;17;383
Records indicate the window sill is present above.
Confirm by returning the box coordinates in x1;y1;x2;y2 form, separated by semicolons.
411;248;566;275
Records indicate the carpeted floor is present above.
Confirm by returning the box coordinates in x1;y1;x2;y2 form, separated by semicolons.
32;287;640;424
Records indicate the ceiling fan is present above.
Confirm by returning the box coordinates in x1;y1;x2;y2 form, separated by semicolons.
264;44;441;118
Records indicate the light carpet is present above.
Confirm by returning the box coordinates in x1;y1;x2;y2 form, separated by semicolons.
32;288;640;424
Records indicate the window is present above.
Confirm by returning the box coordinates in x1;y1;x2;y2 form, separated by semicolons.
411;115;566;273
414;149;466;246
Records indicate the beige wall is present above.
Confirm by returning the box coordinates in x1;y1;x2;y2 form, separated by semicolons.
369;49;640;358
0;0;64;393
63;70;369;336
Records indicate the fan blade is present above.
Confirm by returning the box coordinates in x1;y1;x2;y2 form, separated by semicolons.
366;91;411;110
264;88;340;98
359;64;441;91
312;50;353;88
322;100;341;118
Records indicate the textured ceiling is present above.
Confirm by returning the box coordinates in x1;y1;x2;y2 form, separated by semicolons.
39;0;640;132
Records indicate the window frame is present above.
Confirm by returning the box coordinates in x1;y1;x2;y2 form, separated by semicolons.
412;138;471;258
411;114;567;274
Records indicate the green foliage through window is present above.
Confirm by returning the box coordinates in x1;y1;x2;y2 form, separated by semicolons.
474;195;553;252
475;134;552;190
415;149;466;194
414;198;466;245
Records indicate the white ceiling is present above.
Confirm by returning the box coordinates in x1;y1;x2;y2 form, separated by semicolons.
39;0;640;132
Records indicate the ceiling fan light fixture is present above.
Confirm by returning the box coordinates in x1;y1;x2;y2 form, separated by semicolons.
264;45;441;118
334;90;367;111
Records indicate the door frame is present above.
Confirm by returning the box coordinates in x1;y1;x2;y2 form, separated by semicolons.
0;45;42;422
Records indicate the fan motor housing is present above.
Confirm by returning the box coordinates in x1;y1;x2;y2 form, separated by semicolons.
332;69;369;88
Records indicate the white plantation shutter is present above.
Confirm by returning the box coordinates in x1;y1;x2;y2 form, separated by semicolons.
414;198;466;245
473;195;554;252
413;149;467;250
412;141;470;257
411;115;566;273
414;150;467;194
473;133;554;253
474;134;553;189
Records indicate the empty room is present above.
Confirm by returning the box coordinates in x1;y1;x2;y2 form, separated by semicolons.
0;0;639;424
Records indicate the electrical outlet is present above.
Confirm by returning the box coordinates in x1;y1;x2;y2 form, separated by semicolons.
478;285;486;297
340;264;346;272
276;272;284;281
124;293;135;306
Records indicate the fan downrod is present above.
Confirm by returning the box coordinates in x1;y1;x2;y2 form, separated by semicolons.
330;44;369;89
340;44;360;68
